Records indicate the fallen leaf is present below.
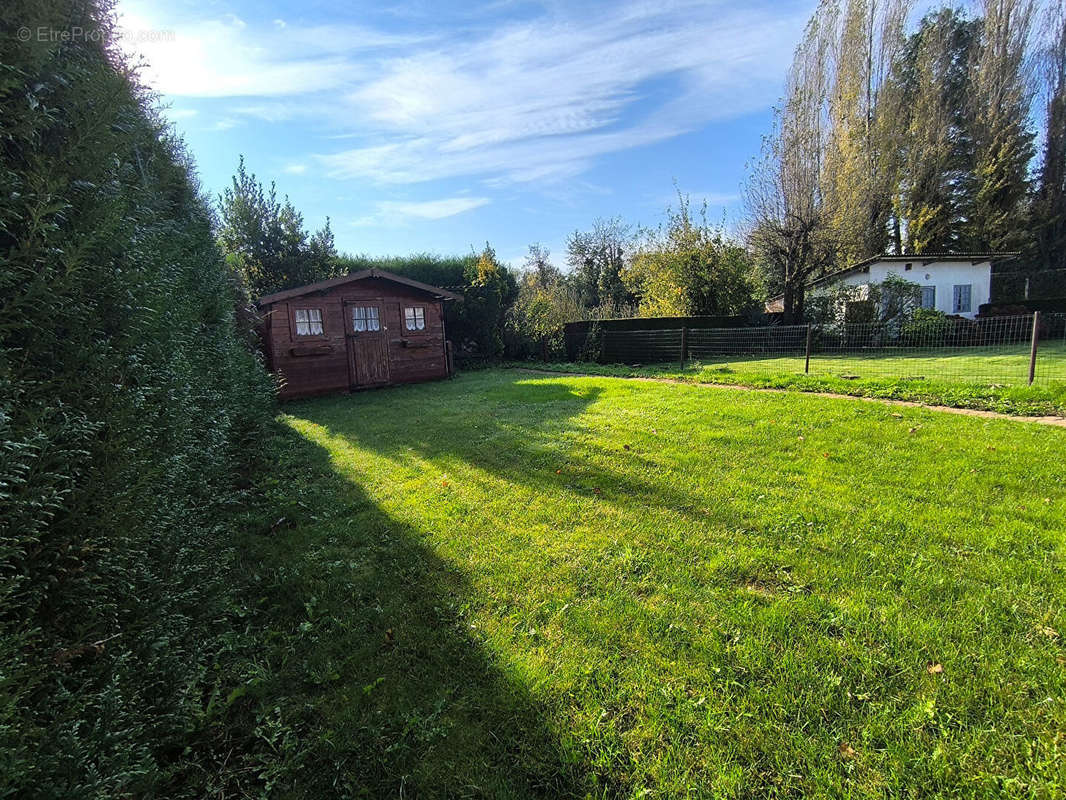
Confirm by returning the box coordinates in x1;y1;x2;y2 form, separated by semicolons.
555;469;562;474
927;663;943;674
1037;625;1059;639
798;435;805;441
594;487;602;495
908;427;917;434
839;742;857;759
892;413;903;418
623;444;631;451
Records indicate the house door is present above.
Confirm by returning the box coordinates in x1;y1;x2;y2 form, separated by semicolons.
344;301;390;387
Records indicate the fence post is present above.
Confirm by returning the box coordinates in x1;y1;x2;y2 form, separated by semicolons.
1028;311;1040;386
679;326;687;370
804;324;812;374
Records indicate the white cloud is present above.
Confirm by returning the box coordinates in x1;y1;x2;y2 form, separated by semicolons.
352;196;491;226
117;0;806;186
316;1;804;185
283;163;308;175
116;3;426;98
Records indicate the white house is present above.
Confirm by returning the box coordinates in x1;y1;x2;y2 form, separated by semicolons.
768;253;1018;319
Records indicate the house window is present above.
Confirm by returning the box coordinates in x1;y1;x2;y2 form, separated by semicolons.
952;284;972;313
920;286;936;310
351;306;380;332
293;308;323;336
404;306;426;331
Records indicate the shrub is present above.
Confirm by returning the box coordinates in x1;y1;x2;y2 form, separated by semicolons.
0;0;273;795
900;308;954;344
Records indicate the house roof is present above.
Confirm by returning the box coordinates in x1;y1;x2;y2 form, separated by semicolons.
257;268;463;305
807;252;1019;288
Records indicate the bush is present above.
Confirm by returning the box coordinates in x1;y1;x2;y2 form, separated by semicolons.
900;308;954;344
1;1;273;795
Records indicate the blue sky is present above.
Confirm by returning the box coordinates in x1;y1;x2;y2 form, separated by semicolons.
117;0;815;267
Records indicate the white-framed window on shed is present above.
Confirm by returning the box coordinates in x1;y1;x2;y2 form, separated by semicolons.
404;306;426;331
920;286;936;310
293;308;323;336
350;306;381;332
952;284;972;313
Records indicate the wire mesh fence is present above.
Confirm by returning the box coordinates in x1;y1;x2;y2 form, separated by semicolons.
591;313;1066;387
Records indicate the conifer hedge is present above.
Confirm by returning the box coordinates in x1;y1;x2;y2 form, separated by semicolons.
0;0;274;794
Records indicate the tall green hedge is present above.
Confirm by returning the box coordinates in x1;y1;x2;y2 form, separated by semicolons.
0;1;273;795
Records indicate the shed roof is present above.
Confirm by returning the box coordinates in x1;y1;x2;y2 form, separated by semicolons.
257;268;463;306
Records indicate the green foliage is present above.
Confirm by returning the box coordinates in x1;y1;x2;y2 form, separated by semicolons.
505;245;584;360
565;218;634;309
454;243;519;359
217;157;338;297
333;251;473;290
625;193;758;317
888;8;980;253
807;275;922;328
0;0;272;794
1032;4;1066;270
900;307;954;343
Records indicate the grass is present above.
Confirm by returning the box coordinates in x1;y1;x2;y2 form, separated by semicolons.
693;340;1066;385
513;340;1066;417
211;371;1066;798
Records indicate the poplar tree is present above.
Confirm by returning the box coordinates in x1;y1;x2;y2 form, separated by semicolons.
966;0;1037;251
822;0;912;263
1033;0;1066;267
889;9;979;252
746;12;839;322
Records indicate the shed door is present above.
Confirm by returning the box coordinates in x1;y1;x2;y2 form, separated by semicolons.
344;300;390;387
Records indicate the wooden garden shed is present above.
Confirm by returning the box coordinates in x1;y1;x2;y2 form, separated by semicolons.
257;269;461;400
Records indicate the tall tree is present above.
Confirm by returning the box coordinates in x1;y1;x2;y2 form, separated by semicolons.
1033;0;1066;267
822;0;913;264
565;218;633;310
453;243;518;358
522;243;562;290
888;9;980;252
217;157;337;296
966;0;1037;251
746;12;839;322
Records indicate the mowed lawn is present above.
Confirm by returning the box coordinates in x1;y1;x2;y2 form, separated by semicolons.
526;340;1066;416
689;339;1066;385
237;370;1066;798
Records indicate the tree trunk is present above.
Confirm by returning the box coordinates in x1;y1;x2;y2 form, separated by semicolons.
782;281;804;324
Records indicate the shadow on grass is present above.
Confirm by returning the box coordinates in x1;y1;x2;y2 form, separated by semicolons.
193;381;602;798
299;375;767;532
